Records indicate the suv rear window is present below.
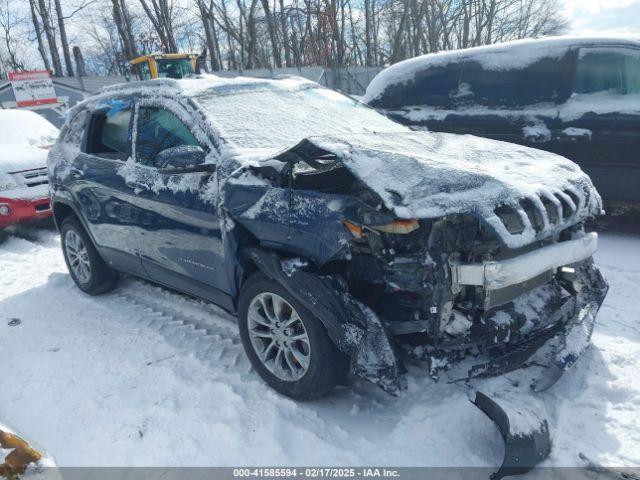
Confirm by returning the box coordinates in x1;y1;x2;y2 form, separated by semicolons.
85;109;132;160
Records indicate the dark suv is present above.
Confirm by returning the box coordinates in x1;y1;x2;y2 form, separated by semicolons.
48;76;607;400
365;36;640;205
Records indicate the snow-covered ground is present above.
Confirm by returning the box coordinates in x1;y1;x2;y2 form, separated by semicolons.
1;226;639;472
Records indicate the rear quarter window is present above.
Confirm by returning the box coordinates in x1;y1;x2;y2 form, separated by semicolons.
84;109;132;161
62;109;88;147
374;63;462;109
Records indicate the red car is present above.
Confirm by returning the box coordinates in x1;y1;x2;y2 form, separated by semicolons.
0;109;59;228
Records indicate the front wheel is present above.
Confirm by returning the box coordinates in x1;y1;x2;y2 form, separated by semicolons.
238;274;349;399
61;216;117;295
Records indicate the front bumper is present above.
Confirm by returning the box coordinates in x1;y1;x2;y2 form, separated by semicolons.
0;196;52;228
451;231;598;287
423;258;608;388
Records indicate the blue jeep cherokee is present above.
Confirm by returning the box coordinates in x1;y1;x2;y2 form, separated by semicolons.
48;76;607;400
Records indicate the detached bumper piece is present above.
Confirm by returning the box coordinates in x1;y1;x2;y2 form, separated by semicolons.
473;392;551;480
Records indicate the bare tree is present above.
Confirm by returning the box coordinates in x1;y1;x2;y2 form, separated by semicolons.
139;0;178;52
112;0;138;61
28;0;51;72
53;0;74;75
0;0;27;74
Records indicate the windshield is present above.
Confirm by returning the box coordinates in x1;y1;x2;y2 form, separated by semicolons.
195;85;409;149
157;59;194;79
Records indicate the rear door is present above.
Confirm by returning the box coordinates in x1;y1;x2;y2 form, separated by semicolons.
551;46;640;203
72;99;146;275
130;101;232;308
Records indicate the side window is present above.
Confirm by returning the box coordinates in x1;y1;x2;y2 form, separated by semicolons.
136;107;200;166
575;47;640;95
459;54;572;107
137;62;152;81
84;109;132;160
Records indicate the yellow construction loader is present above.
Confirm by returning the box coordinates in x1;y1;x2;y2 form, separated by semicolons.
129;53;199;80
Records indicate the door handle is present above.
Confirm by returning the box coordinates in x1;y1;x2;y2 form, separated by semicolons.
125;179;150;192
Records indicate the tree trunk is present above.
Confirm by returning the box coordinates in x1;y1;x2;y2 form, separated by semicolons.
37;0;63;76
279;0;292;67
260;0;282;67
53;0;73;76
197;0;218;70
112;0;138;61
73;46;86;77
28;0;51;72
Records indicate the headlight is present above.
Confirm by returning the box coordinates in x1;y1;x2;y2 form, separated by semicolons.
0;203;13;216
0;174;17;192
343;219;420;239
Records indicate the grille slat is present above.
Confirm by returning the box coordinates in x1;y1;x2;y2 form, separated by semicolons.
12;167;49;188
495;188;585;238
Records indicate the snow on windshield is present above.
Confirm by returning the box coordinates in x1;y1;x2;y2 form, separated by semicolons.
0;109;59;146
195;85;408;149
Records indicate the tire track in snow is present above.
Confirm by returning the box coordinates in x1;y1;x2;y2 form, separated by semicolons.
112;284;252;375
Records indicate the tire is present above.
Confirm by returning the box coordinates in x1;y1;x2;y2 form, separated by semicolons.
238;273;350;399
60;216;117;295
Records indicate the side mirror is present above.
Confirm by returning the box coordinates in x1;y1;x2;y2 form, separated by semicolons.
154;145;206;171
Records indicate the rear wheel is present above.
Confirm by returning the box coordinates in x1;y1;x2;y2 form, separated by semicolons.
238;274;349;399
61;216;117;295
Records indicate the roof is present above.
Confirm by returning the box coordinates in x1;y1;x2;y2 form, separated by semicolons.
364;34;640;103
98;74;316;98
130;53;198;65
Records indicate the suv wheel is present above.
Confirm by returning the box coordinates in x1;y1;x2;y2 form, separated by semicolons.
61;217;117;295
238;274;349;399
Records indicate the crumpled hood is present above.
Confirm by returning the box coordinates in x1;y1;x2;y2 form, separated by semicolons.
0;143;48;174
285;131;602;248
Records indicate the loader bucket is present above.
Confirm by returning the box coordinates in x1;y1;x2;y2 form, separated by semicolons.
473;391;552;480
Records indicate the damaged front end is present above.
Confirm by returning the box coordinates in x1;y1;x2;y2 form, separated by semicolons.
223;133;608;477
223;136;608;392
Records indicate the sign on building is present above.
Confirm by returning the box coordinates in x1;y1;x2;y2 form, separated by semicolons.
8;70;57;107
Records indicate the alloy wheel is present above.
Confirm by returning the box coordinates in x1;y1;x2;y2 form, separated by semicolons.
247;292;311;381
65;230;91;284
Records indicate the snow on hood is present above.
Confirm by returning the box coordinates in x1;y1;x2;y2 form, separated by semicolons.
291;131;601;246
0;109;59;147
0;143;48;174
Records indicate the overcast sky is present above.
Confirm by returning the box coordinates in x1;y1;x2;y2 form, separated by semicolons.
563;0;640;34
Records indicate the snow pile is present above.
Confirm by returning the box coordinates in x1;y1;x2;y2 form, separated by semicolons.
0;110;59;147
522;122;552;142
562;127;592;139
383;91;640;125
363;35;640;103
0;144;49;174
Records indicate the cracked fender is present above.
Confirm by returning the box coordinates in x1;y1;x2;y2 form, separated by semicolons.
244;246;401;393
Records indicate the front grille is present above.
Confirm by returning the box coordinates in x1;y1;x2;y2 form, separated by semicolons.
13;167;49;188
494;187;586;239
